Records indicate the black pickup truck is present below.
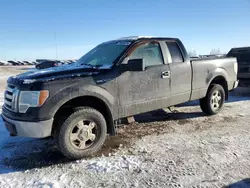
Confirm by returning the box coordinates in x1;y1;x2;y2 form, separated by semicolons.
227;46;250;86
2;36;238;159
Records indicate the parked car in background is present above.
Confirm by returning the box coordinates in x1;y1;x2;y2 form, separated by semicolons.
0;61;8;66
21;61;27;65
17;61;24;65
7;61;19;66
1;61;12;66
2;36;239;159
23;61;33;65
35;60;61;69
227;47;250;87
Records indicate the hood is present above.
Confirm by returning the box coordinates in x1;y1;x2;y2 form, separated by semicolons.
9;63;111;84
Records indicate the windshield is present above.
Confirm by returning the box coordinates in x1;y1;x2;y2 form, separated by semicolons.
76;40;132;68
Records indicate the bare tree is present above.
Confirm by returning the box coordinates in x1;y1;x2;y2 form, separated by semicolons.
188;49;198;57
210;48;221;55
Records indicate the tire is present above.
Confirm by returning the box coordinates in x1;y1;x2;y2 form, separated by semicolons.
200;84;225;115
55;107;107;159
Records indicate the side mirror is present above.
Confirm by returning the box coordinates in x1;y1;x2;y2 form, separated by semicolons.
121;58;145;72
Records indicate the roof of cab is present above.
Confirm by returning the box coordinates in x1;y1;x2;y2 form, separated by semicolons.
116;36;178;41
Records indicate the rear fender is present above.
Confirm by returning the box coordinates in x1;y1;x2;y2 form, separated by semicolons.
202;68;229;98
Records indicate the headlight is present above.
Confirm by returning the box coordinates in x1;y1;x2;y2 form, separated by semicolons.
18;90;49;113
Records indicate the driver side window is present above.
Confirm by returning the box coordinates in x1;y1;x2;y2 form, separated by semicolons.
129;42;164;67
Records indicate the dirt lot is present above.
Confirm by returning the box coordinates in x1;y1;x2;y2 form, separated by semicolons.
0;67;250;188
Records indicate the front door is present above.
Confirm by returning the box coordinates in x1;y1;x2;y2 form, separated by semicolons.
117;41;171;118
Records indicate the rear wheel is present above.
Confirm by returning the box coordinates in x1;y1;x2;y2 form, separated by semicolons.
200;84;225;115
55;107;107;159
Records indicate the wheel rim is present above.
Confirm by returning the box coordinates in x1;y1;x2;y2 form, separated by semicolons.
70;120;97;150
211;90;222;111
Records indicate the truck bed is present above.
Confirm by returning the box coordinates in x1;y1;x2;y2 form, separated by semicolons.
190;57;237;101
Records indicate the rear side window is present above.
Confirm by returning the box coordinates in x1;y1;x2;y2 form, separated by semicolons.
166;42;184;63
129;42;164;67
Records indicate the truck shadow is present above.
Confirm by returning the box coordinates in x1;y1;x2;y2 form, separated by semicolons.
224;178;250;188
0;133;130;174
135;109;204;123
178;95;250;108
0;138;68;174
178;87;250;107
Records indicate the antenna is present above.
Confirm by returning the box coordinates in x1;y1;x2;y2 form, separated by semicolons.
54;32;58;60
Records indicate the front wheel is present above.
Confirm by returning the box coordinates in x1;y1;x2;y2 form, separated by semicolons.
200;84;225;115
55;107;107;159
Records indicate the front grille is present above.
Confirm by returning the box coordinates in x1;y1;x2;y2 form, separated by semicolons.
4;84;18;112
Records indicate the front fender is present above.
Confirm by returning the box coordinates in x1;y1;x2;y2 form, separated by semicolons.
48;83;116;119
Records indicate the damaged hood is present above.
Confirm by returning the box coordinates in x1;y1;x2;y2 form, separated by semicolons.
9;64;111;84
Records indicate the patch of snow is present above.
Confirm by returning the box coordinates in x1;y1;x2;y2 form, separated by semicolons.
85;155;141;173
26;180;60;188
0;116;12;172
0;91;4;111
0;92;4;114
0;75;9;80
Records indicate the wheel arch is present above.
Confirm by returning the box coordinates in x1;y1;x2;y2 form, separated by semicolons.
207;75;228;100
53;95;115;136
206;68;229;100
50;85;117;136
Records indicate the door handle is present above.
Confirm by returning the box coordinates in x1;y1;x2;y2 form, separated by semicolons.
161;71;171;78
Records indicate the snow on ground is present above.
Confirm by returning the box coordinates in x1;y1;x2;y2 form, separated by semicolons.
1;68;250;187
0;92;3;108
1;91;250;188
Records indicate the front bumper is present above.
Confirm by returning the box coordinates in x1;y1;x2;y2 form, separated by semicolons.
2;114;53;138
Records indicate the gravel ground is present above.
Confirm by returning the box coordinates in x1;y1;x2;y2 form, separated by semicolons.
0;67;250;188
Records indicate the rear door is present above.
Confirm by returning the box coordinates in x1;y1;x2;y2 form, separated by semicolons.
164;41;192;105
117;41;171;117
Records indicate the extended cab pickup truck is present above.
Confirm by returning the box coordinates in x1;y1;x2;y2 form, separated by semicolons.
2;36;239;159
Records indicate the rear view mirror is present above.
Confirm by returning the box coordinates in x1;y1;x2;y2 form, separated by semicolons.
121;58;145;72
